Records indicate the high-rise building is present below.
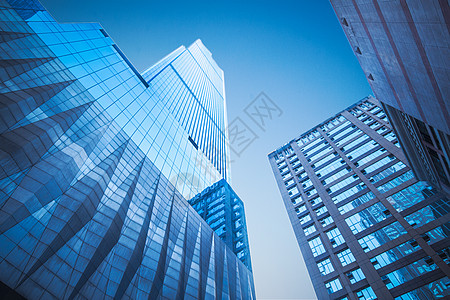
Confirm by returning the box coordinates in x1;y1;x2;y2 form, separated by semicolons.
189;179;252;270
0;0;255;299
329;0;450;194
269;96;450;300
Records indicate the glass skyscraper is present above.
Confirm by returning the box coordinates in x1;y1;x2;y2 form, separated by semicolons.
269;97;450;300
0;0;255;299
189;179;252;271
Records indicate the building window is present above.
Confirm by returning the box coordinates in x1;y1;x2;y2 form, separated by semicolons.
308;236;326;257
337;248;355;266
346;268;365;284
326;227;345;248
317;258;334;275
299;214;311;225
320;216;334;227
325;278;343;294
376;170;414;193
345;202;388;234
358;221;406;252
315;205;328;216
356;286;376;300
304;224;317;236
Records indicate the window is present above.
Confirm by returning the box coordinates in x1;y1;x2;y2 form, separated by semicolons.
326;227;345;247
358;221;406;252
299;214;311;225
295;204;306;215
405;197;450;228
370;240;420;270
315;205;328;216
337;248;355;266
377;171;414;193
320;216;334;227
308;236;326;257
342;135;369;152
346;268;365;284
369;161;407;183
310;197;323;206
288;186;299;196
332;182;366;204
338;192;375;215
354;148;387;167
325;278;343;294
345;202;388;234
304;224;316;236
317;258;334;275
386;181;429;212
384;257;438;289
356;286;376;300
328;175;359;194
395;277;449;300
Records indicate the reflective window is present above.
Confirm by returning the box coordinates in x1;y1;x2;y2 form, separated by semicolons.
342;135;369;152
355;148;387;167
377;171;414;193
384;257;437;289
345;202;388;234
304;224;317;236
317;258;334;275
332;182;366;204
369;161;407;183
325;278;343;294
338;192;375;215
386;181;430;212
346;268;365;284
322;168;351;186
308;236;326;257
337;248;355;266
356;286;376;300
320;216;334;227
395;277;449;300
358;221;406;252
299;214;311;225
315;205;328;216
326;227;345;248
370;240;420;270
405;197;450;228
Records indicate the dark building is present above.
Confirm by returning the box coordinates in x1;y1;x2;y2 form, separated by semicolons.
269;97;450;300
329;0;450;194
0;0;255;299
189;179;252;270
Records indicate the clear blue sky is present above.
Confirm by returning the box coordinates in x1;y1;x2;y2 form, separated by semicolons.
40;0;372;298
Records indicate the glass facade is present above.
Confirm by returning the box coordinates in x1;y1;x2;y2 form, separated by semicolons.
0;0;255;299
269;97;450;300
188;179;252;270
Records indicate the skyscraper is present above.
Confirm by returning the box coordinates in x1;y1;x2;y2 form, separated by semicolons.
329;0;450;194
0;0;255;298
189;179;253;271
269;96;450;300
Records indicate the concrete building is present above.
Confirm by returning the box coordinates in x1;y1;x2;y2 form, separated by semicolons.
329;0;450;194
269;96;450;300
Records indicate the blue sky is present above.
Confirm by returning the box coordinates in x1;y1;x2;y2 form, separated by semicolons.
40;0;371;298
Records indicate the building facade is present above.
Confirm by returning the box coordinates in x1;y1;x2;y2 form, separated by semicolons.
269;96;450;300
0;0;255;299
329;0;450;194
189;179;252;270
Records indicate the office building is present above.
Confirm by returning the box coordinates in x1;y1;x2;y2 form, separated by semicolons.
189;179;252;270
269;96;450;300
0;0;255;298
329;0;450;194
